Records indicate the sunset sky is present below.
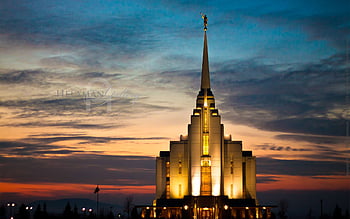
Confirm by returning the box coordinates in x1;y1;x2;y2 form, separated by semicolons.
0;0;349;216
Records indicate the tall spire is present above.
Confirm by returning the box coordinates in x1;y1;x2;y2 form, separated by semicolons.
201;14;210;90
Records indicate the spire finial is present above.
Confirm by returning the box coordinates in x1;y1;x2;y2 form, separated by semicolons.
201;13;208;31
200;14;210;90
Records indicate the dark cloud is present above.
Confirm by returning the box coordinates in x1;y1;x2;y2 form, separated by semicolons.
254;143;311;152
0;141;82;157
255;142;349;162
257;157;345;176
263;118;346;136
213;53;348;137
0;70;52;86
22;136;168;144
256;175;279;184
228;4;350;50
297;14;350;49
0;135;168;157
0;1;161;61
275;134;346;145
1;121;120;129
0;154;155;186
0;93;171;119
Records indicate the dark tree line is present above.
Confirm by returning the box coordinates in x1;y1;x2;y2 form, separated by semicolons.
0;202;119;219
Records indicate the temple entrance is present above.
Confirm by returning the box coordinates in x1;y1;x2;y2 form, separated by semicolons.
198;207;214;219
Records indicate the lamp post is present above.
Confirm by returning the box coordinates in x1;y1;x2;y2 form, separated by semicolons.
7;203;16;219
81;207;87;218
26;206;33;219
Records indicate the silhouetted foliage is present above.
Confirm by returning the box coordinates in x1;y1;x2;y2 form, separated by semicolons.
270;211;276;219
131;207;139;219
63;202;74;219
277;199;288;219
107;210;114;219
305;208;316;219
16;204;29;219
43;203;49;218
124;196;133;219
333;204;343;219
0;205;6;219
33;204;44;219
73;205;79;219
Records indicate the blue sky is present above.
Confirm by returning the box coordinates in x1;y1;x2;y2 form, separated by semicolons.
0;0;350;217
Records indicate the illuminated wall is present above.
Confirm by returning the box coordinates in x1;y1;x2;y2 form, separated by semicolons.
189;113;201;196
223;140;243;199
208;108;222;196
243;155;257;201
156;152;169;199
169;140;189;198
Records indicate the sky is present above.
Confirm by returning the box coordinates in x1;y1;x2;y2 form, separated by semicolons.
0;0;350;217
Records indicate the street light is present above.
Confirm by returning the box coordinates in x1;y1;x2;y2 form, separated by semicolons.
26;206;33;219
7;203;16;218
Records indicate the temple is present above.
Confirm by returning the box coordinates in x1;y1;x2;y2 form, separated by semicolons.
140;16;273;219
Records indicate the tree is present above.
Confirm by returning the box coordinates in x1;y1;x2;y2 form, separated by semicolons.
33;204;42;219
333;204;342;219
63;202;73;219
124;196;134;219
17;204;30;219
107;209;114;219
73;205;79;219
42;203;49;218
277;199;288;219
0;205;6;219
131;207;139;219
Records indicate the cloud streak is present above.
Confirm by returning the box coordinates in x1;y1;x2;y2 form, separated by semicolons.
0;154;155;186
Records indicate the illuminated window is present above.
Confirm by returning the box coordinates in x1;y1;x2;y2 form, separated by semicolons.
230;160;233;174
166;161;170;177
203;134;209;155
179;160;182;174
166;181;170;199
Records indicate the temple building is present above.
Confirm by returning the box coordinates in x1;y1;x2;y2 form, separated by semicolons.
141;15;273;219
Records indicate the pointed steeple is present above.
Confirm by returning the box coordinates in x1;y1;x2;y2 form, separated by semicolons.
201;31;210;90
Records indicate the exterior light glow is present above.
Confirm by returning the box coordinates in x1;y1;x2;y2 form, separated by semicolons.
245;207;249;210
146;207;150;210
184;205;188;210
224;205;228;210
88;208;93;212
163;207;167;210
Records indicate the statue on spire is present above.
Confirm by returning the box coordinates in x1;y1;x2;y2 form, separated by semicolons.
201;13;208;31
